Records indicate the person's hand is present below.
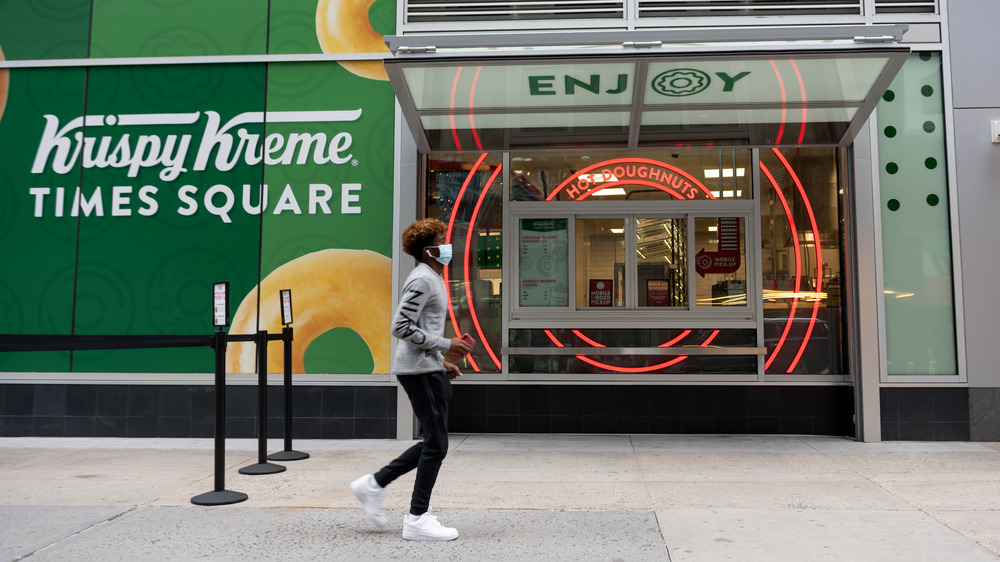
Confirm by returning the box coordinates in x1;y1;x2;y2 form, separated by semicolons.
447;336;474;357
444;360;463;379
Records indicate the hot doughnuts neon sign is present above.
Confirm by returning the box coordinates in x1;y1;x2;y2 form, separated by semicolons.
546;158;714;201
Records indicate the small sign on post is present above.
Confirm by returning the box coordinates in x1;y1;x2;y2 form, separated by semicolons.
280;289;293;326
213;282;229;328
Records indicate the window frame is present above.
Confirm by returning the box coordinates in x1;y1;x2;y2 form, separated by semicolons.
509;198;757;327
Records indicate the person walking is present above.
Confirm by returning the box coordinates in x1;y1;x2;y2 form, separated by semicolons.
350;218;474;541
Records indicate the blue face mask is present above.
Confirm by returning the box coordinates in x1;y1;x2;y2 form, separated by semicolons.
429;244;453;265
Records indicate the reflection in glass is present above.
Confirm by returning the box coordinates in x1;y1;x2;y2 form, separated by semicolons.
694;217;746;307
508;328;759;374
575;218;624;308
510;148;752;202
424;154;504;373
759;147;846;375
637;218;687;308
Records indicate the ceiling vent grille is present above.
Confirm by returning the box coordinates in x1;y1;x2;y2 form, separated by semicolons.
873;0;936;14
402;0;939;27
636;0;862;19
405;0;626;23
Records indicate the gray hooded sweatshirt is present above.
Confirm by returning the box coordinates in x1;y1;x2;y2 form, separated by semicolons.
391;262;452;375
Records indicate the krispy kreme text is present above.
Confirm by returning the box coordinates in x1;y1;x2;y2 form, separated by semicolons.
25;110;369;222
28;183;362;223
33;110;362;180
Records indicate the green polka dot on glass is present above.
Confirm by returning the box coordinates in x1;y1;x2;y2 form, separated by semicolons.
884;126;897;138
923;121;935;133
925;157;937;169
921;85;934;97
927;194;940;206
919;52;932;61
886;162;899;174
883;90;895;102
888;199;900;211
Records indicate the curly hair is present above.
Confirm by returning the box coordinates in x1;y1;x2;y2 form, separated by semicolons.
401;218;446;259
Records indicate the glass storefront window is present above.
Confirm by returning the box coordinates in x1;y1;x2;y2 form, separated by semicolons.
519;218;569;307
425;153;504;373
508;328;759;375
576;218;625;308
637;217;687;308
510;149;752;202
426;146;848;378
759;147;846;375
694;217;747;307
876;52;957;378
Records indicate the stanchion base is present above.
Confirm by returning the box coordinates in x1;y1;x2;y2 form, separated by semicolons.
238;462;286;475
268;450;310;461
191;490;248;506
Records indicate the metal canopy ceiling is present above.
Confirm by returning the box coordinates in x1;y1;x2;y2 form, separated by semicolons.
383;26;909;153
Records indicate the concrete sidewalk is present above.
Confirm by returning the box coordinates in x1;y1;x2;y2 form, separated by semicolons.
1;434;999;561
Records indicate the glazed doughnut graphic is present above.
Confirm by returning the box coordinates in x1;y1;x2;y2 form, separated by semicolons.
0;46;8;125
226;249;391;374
316;0;390;81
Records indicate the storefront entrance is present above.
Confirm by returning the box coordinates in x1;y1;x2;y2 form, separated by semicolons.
384;27;908;437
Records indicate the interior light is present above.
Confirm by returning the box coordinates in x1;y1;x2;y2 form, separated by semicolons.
592;187;627;197
610;228;624;234
704;168;745;178
710;191;721;197
586;172;620;183
723;190;734;198
708;226;718;232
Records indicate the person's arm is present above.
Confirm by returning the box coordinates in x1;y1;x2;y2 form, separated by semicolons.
391;275;451;352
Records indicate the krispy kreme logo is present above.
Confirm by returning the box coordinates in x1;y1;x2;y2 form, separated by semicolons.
27;110;369;223
32;110;361;180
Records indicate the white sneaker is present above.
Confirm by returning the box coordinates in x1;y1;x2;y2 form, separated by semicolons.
350;474;387;528
402;509;459;541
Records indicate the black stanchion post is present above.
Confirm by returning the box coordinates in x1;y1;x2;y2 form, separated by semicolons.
192;330;248;505
268;326;309;461
239;330;285;475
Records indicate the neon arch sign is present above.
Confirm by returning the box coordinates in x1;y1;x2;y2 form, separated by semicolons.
439;59;824;375
547;158;713;201
443;153;823;375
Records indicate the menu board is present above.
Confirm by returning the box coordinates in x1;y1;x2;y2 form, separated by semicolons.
519;218;568;306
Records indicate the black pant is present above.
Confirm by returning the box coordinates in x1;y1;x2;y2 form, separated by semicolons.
373;370;452;516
